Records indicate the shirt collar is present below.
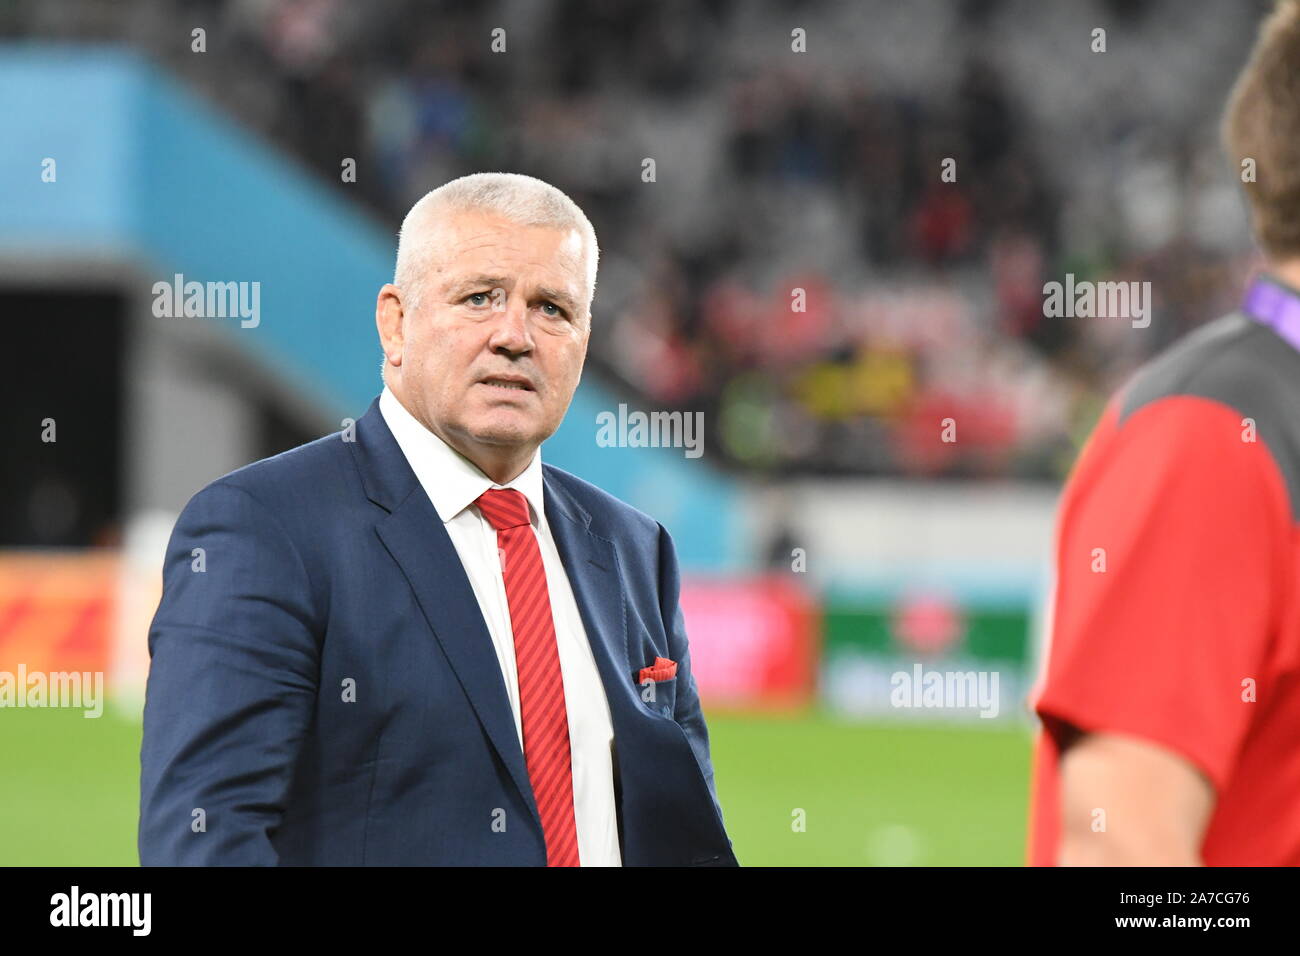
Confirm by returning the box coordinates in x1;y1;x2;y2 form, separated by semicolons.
379;384;545;526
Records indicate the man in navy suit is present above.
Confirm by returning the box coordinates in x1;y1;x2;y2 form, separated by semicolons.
138;172;738;866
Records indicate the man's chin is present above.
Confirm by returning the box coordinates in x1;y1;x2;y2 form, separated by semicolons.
462;415;548;449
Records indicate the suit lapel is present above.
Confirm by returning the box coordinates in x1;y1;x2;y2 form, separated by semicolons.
348;397;541;833
542;470;639;735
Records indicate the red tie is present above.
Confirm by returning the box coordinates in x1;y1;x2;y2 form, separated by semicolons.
474;488;581;867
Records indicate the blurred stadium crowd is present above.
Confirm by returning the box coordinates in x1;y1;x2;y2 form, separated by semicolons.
6;0;1269;478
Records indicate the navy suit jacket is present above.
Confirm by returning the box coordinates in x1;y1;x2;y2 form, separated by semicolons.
138;395;738;866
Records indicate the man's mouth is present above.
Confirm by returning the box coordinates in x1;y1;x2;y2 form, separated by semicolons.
478;376;535;392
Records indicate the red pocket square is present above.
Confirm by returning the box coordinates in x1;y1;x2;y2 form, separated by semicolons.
637;656;677;683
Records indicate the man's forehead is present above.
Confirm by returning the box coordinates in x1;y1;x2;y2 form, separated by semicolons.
435;234;587;301
439;211;584;257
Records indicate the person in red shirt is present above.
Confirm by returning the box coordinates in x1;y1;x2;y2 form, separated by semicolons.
1028;1;1300;866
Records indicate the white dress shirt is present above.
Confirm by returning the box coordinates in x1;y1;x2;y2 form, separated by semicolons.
379;385;622;866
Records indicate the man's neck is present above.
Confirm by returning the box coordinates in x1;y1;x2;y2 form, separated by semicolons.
1269;257;1300;291
385;380;534;485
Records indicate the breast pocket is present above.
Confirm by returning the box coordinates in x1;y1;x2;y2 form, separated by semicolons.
636;675;677;718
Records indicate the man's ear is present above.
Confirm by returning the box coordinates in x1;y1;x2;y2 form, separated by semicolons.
376;284;405;368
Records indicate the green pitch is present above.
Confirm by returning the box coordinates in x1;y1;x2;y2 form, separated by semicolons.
709;709;1033;866
0;703;143;866
0;703;1031;866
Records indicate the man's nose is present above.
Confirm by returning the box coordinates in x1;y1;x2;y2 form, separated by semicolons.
487;296;534;355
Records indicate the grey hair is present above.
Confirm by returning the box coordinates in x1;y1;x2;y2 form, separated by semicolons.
392;171;599;317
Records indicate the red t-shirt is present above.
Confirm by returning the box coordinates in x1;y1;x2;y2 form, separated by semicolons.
1028;311;1300;865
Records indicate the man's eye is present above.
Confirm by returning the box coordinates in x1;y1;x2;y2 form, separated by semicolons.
466;292;490;307
541;302;565;318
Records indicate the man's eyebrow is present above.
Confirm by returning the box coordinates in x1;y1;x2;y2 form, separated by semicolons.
534;285;580;314
445;275;510;297
447;275;580;314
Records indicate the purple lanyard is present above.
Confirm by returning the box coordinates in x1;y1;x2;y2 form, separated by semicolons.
1242;274;1300;352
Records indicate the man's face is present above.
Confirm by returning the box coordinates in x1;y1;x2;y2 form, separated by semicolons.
384;209;591;473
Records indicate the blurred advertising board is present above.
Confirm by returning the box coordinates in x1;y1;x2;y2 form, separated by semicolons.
820;589;1034;723
679;574;819;711
0;552;117;677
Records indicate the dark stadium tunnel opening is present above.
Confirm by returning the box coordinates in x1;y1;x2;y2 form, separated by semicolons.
0;287;125;548
0;286;322;548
